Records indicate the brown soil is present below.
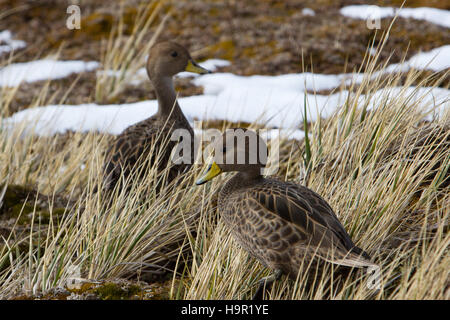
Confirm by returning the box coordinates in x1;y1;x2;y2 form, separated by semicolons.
0;0;449;113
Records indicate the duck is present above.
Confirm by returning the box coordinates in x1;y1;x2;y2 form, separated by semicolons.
196;128;377;299
101;41;210;192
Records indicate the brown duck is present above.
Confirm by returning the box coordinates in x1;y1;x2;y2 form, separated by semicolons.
196;128;377;298
102;41;210;192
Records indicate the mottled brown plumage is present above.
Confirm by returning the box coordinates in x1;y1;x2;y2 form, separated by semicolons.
196;128;376;296
102;41;210;192
219;176;373;274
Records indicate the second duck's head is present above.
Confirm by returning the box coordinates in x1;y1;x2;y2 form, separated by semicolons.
196;128;268;185
146;41;210;80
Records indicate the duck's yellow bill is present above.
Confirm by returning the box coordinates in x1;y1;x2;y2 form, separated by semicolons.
185;60;211;74
196;162;222;185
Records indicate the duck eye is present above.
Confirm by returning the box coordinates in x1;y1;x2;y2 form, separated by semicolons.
171;51;178;57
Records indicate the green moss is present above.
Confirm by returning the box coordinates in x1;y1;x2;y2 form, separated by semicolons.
36;208;66;225
210;39;236;61
74;4;161;41
94;282;143;300
122;7;138;28
10;204;35;224
0;185;67;225
2;185;34;209
0;244;11;272
1;185;39;224
0;242;37;273
208;7;220;17
66;282;97;294
64;281;147;300
75;12;115;41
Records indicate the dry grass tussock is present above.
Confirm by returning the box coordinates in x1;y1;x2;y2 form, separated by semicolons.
0;19;449;300
0;65;448;299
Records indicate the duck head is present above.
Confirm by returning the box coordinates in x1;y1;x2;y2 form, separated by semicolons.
146;41;211;79
196;128;268;185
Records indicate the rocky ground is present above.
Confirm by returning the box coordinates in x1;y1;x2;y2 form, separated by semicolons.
1;0;449;113
11;278;174;300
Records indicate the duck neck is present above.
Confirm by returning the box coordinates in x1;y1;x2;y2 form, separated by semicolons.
220;171;263;198
151;75;182;119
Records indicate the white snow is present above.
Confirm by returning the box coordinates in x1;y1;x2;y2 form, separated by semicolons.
4;82;448;138
393;45;450;72
3;47;449;139
5;101;157;136
0;30;26;55
302;8;316;16
259;129;306;141
342;45;450;85
0;59;99;87
340;5;450;28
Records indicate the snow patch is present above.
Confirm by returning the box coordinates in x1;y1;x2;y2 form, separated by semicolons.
302;8;316;16
4;85;448;137
0;30;26;55
340;5;450;28
0;59;99;87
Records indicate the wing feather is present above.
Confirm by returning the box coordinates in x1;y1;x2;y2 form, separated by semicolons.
249;180;372;263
